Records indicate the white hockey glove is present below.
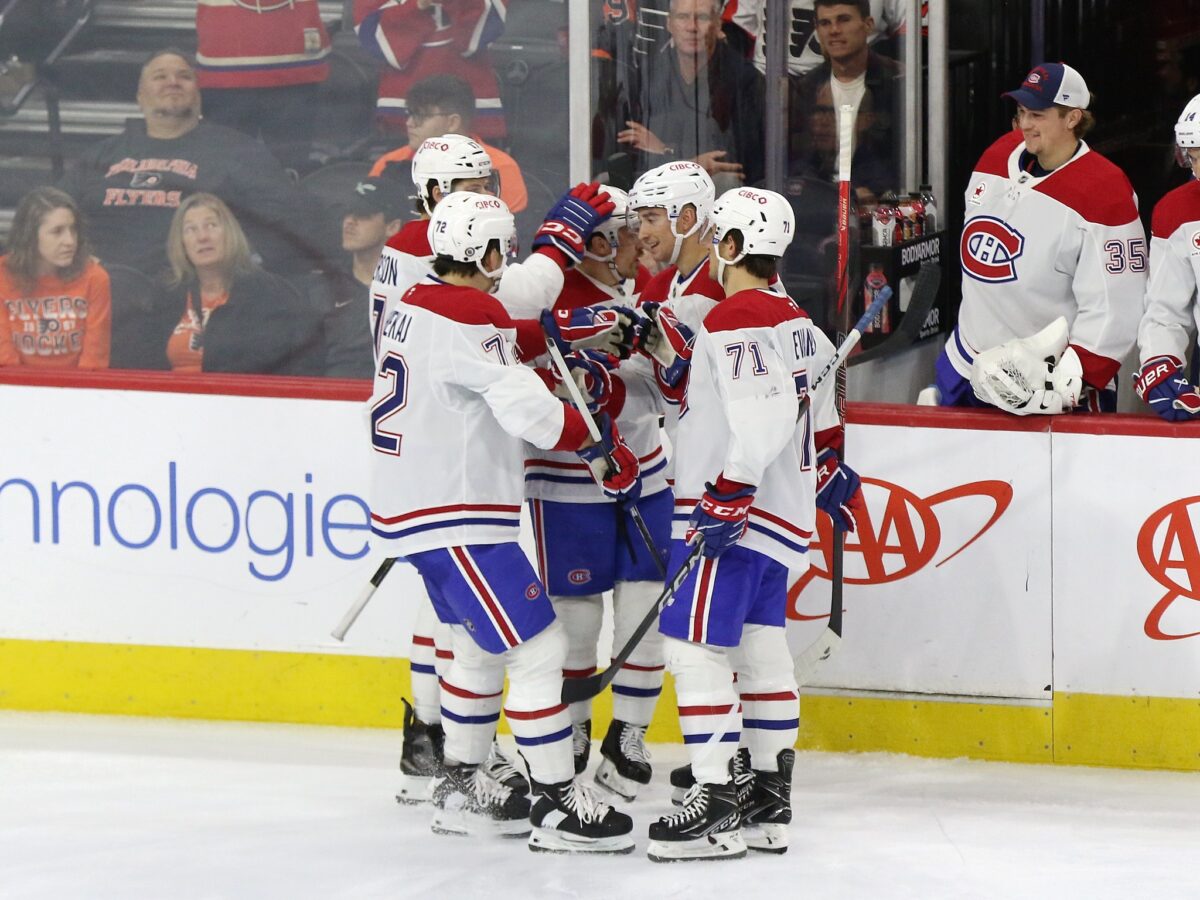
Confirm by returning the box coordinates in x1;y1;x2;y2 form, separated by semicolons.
970;317;1083;416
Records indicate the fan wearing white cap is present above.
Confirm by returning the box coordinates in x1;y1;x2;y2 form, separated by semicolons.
927;61;1148;416
1132;93;1200;421
369;188;641;853
646;186;864;863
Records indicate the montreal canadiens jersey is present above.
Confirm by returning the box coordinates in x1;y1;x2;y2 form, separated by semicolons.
369;218;565;363
1137;179;1200;365
369;280;582;556
949;130;1147;389
672;288;840;570
525;266;669;503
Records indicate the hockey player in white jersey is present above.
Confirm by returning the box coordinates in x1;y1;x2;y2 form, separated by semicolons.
370;192;638;852
1133;94;1200;420
375;134;616;803
646;187;865;862
930;63;1147;415
525;188;670;800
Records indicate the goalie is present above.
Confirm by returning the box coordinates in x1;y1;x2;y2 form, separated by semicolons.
926;63;1147;414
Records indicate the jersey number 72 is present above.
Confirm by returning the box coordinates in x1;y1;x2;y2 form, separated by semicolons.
372;352;409;455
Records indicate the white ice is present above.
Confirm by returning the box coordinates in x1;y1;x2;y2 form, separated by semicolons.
1;711;1198;900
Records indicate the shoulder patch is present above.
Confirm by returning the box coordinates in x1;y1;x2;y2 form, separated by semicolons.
1033;151;1140;227
1150;180;1200;241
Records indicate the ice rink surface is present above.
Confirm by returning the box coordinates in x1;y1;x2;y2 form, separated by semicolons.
2;711;1198;900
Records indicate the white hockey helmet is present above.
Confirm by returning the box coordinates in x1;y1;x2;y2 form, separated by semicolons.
411;133;495;215
585;185;638;264
710;187;794;285
428;191;515;282
1174;93;1200;168
628;161;715;264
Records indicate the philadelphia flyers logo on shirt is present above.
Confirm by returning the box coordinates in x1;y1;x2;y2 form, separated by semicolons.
960;216;1025;283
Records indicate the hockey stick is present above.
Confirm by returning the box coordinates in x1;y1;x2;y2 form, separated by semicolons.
331;556;396;641
561;538;705;704
847;261;942;368
544;338;668;579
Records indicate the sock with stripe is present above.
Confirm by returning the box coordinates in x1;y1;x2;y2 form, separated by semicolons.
409;592;443;724
610;579;665;726
664;635;740;784
440;624;505;766
549;593;603;725
729;624;799;771
503;620;575;785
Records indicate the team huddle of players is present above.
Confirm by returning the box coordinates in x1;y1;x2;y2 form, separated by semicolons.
365;69;1200;861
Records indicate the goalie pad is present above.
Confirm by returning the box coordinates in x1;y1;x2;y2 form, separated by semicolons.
970;318;1082;415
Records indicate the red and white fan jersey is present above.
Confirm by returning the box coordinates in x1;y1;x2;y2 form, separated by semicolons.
949;130;1147;390
369;281;583;556
1137;180;1200;364
671;288;840;570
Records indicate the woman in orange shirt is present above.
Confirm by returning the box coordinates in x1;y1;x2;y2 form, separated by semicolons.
0;186;111;368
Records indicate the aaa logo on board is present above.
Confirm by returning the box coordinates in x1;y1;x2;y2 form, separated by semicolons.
1137;497;1200;640
788;478;1013;620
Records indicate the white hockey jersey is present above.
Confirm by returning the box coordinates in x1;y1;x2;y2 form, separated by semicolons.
947;130;1148;390
369;218;565;364
524;267;671;503
369;281;585;556
1137;179;1200;364
671;288;840;570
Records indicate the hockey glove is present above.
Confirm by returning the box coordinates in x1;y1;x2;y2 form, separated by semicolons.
577;413;641;503
542;304;643;357
686;475;756;558
1133;356;1200;422
641;303;694;388
555;350;617;414
815;450;864;533
533;182;616;265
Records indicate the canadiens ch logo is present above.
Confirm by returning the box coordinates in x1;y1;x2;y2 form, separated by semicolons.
1137;497;1200;640
788;478;1012;619
960;216;1025;283
567;569;592;585
525;583;541;600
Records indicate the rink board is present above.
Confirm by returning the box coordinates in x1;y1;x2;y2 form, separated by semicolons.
2;374;1200;770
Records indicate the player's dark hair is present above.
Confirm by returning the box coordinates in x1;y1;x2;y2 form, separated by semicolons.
408;74;477;127
1056;97;1096;139
432;239;502;278
814;0;871;19
6;186;90;292
140;46;196;76
726;229;779;280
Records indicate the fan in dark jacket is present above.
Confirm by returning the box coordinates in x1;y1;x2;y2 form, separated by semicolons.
133;192;322;375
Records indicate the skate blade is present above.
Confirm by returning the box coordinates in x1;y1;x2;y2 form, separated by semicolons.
431;810;531;839
528;827;636;855
646;831;747;863
593;759;644;802
744;823;789;854
396;773;434;805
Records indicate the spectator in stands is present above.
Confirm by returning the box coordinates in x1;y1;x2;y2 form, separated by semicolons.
322;177;407;379
788;0;901;201
369;74;527;214
59;49;331;282
618;0;765;189
194;0;331;172
739;0;906;77
0;186;110;369
137;193;321;375
354;0;507;144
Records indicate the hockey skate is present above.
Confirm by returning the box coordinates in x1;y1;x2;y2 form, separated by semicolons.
669;746;750;805
396;698;446;805
740;749;794;854
481;740;530;796
528;778;635;854
594;720;651;801
429;764;532;838
647;781;746;862
571;719;592;774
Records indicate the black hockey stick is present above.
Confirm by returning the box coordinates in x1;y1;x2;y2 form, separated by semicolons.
545;338;667;579
561;539;705;704
847;261;941;368
331;556;397;641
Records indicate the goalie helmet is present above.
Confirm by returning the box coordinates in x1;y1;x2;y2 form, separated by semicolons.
428;191;516;282
411;134;495;215
710;187;795;285
628;161;715;265
1174;93;1200;169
